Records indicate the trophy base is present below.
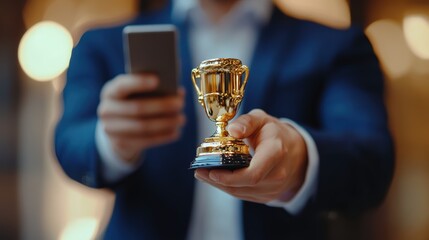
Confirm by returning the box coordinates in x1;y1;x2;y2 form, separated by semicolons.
189;153;251;170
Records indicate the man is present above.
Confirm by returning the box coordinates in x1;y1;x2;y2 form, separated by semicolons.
55;0;395;239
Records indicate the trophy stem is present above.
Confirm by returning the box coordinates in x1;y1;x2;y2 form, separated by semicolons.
213;121;229;138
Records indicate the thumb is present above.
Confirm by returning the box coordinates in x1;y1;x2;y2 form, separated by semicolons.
227;109;268;139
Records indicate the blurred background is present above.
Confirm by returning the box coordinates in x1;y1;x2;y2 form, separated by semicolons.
0;0;428;239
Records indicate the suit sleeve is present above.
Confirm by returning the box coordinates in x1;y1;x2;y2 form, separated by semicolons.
54;31;110;188
306;28;395;213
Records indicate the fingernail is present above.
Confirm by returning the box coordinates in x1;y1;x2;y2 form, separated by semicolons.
239;124;246;134
195;171;206;182
209;172;219;182
228;124;245;135
146;76;157;87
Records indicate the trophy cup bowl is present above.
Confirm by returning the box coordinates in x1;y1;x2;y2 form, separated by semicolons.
190;58;252;169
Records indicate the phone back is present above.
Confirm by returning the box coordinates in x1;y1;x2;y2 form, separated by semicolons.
123;24;178;97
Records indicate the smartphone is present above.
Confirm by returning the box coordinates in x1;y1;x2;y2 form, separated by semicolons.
123;24;179;97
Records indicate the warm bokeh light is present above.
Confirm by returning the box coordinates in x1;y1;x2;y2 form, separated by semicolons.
18;21;73;81
403;15;429;60
71;0;137;38
275;0;351;29
365;19;414;79
396;168;429;231
23;0;51;29
59;218;99;240
43;0;78;31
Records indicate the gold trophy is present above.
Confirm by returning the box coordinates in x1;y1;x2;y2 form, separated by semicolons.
190;58;252;169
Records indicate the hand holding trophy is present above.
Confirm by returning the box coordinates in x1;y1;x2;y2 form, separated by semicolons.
190;58;252;169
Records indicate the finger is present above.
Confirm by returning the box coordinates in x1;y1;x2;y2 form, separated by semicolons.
194;171;277;203
227;109;268;139
196;169;284;195
205;159;268;188
205;125;283;187
98;95;185;118
218;185;279;203
102;74;159;99
103;114;186;136
194;168;217;183
206;119;287;188
205;167;265;187
177;86;186;98
194;168;210;184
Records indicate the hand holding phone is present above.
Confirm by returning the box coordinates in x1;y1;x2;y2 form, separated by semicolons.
98;73;186;163
96;24;184;162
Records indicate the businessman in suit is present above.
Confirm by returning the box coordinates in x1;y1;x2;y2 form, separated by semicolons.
55;0;395;239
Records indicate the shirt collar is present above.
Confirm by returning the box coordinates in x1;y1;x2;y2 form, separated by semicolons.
172;0;273;26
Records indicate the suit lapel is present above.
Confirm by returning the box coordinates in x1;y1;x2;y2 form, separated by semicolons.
177;19;197;141
242;7;293;113
242;7;297;239
175;16;199;235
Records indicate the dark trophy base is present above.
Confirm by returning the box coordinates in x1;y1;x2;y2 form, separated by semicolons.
190;154;251;170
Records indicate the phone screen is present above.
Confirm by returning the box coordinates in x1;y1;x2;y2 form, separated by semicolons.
123;24;179;97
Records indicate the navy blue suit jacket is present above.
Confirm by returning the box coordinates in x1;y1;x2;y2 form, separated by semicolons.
55;4;394;240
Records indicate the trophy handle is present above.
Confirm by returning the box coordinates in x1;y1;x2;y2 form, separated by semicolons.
191;68;204;105
240;65;249;94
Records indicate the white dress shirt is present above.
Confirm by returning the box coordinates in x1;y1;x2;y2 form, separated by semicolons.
96;0;319;239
